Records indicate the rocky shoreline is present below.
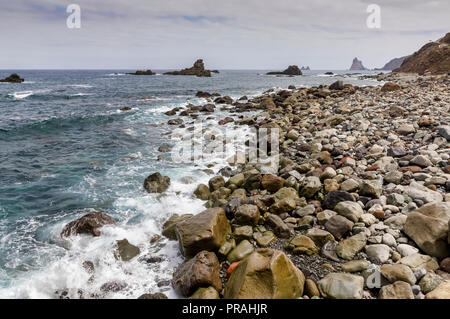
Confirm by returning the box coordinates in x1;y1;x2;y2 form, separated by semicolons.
61;71;450;299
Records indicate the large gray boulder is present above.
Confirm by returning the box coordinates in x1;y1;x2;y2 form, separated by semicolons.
403;202;450;258
318;273;364;299
175;208;231;257
224;249;305;299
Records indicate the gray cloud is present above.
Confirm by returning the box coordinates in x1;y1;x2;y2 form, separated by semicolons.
0;0;449;69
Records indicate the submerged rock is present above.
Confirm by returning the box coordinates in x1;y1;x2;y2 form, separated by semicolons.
126;69;155;75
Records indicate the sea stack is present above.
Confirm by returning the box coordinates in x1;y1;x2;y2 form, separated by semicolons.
394;32;450;74
164;59;212;77
127;69;155;75
349;58;368;71
0;73;24;83
266;65;302;76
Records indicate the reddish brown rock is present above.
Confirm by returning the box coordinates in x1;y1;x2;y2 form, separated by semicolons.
61;212;116;237
440;258;450;273
324;215;354;240
261;174;285;193
399;166;422;173
172;250;222;296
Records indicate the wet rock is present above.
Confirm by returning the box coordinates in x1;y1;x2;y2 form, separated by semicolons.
209;176;225;192
138;293;168;299
172;250;221;296
194;184;210;200
144;172;171;193
61;212;116;237
114;239;140;261
224;249;305;299
100;281;128;293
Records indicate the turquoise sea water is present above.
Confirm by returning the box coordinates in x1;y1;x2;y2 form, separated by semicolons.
0;69;382;298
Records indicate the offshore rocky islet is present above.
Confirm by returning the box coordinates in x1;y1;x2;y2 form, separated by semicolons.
59;70;450;299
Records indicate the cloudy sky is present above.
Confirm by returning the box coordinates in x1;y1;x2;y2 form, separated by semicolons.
0;0;449;69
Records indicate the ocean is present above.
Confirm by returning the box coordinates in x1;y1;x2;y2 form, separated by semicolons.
0;69;382;298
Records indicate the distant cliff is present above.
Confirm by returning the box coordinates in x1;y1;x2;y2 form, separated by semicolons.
394;32;450;74
376;56;408;71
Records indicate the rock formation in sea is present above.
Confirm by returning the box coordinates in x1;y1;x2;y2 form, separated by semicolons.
126;69;155;75
164;59;212;77
0;73;24;83
375;56;409;71
349;57;368;71
394;32;450;74
266;65;302;76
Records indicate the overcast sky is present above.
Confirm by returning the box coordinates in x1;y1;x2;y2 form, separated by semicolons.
0;0;449;69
